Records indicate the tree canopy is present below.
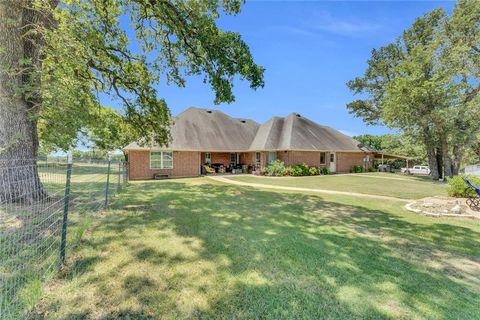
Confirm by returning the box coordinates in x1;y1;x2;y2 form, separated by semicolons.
347;0;480;179
3;0;265;154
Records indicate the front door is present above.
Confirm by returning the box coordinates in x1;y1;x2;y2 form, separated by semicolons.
329;152;336;173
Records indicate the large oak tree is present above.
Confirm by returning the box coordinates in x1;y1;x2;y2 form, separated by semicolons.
347;0;480;180
0;0;264;202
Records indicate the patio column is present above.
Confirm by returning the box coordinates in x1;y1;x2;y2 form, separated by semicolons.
381;153;384;165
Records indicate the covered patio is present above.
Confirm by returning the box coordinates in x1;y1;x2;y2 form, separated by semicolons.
200;151;260;175
374;152;411;171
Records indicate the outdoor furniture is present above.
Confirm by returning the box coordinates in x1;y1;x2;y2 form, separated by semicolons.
204;165;216;174
463;177;480;211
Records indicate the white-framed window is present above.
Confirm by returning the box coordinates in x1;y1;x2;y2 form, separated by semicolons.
150;151;173;169
320;152;326;165
255;152;261;167
205;152;212;165
330;153;335;163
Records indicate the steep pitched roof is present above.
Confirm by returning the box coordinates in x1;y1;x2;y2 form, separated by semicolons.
124;108;365;152
124;107;259;151
248;113;363;151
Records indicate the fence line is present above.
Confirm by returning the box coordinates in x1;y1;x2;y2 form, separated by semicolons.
0;157;128;319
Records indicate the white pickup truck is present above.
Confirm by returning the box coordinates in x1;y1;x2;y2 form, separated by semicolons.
405;165;431;175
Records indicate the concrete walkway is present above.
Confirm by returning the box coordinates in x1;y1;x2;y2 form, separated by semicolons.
208;176;410;202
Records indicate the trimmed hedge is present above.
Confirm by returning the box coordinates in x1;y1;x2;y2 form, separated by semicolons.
447;175;480;197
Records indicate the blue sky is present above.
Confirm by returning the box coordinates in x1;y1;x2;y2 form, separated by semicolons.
107;0;455;137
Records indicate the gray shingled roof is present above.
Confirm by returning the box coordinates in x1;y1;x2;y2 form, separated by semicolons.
124;107;259;151
248;113;363;151
124;107;365;152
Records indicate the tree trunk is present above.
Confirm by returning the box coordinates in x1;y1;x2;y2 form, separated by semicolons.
441;138;453;178
452;145;465;176
426;143;440;180
436;147;443;180
0;1;46;203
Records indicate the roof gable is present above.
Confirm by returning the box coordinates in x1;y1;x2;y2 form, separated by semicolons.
124;107;363;152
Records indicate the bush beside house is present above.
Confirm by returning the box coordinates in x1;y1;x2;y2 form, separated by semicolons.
262;161;329;177
350;165;364;173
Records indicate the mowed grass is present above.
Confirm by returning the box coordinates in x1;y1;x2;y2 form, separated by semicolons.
31;178;480;319
227;173;447;199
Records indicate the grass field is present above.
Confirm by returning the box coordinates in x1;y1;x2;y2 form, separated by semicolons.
226;173;447;199
0;162;126;319
31;178;479;319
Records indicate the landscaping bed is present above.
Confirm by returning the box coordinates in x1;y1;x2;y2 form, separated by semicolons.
405;196;480;219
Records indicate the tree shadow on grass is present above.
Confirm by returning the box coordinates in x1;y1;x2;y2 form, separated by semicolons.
32;181;480;319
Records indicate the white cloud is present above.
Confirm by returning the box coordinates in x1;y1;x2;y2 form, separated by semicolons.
272;11;381;38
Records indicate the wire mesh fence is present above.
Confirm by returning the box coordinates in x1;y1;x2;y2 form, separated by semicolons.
0;157;128;319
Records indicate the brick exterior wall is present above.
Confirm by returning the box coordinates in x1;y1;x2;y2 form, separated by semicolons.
262;150;371;173
128;150;374;179
211;153;232;166
278;151;330;168
336;152;373;173
239;152;256;166
128;151;200;179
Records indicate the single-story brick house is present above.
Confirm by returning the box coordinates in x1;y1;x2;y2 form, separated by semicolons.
124;107;378;179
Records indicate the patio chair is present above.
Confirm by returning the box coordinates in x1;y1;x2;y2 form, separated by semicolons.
462;177;480;211
204;165;216;174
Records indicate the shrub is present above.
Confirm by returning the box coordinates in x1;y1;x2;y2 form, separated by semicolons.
308;167;319;176
447;175;480;197
321;166;330;175
263;160;287;176
288;163;310;176
350;165;364;173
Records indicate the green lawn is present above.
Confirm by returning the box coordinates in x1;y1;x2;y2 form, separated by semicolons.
31;178;480;319
226;173;447;199
0;162;125;319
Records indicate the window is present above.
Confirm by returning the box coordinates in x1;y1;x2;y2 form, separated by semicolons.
268;151;277;163
230;153;236;164
330;153;335;163
150;151;173;169
320;152;326;165
255;152;261;167
205;152;212;165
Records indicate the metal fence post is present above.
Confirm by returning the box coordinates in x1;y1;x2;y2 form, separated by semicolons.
105;158;111;207
60;151;73;268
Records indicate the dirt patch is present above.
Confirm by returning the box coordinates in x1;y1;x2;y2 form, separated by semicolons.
405;196;480;219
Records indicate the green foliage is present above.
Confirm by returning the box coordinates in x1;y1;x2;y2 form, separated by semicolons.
447;175;480;198
24;0;264;151
72;215;94;247
262;160;286;176
321;166;330;175
288;163;310;176
351;165;365;173
354;133;426;163
347;2;480;178
19;278;42;311
308;167;319;176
